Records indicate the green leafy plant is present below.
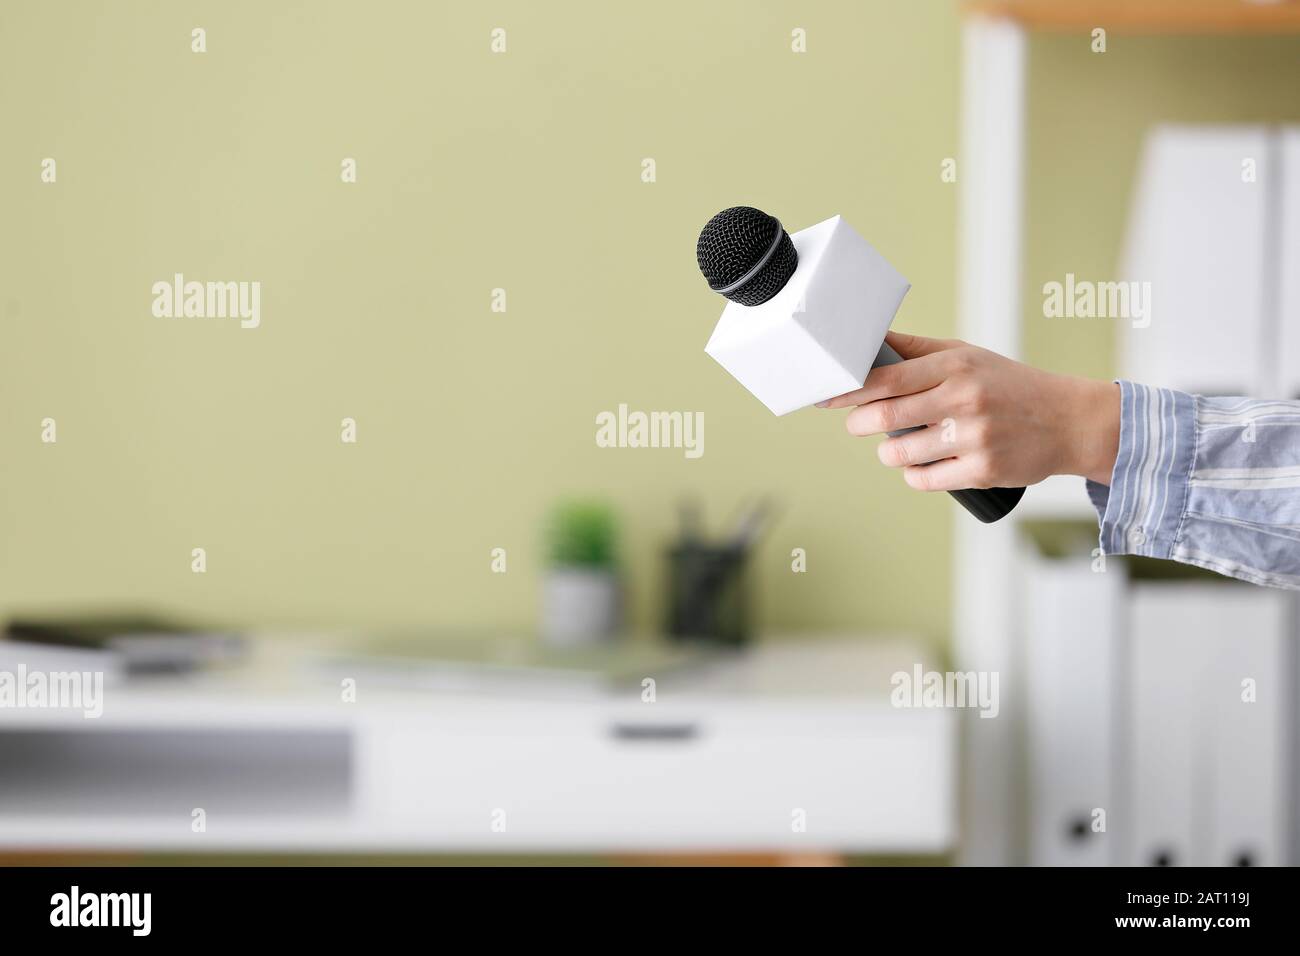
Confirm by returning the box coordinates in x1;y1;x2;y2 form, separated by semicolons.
544;500;618;569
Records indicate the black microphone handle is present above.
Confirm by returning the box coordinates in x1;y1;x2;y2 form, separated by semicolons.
870;342;1025;524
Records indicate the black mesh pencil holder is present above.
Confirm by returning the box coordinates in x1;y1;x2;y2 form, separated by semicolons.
666;545;750;646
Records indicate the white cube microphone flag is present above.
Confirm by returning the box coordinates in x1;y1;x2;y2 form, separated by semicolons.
696;206;1024;523
704;212;908;416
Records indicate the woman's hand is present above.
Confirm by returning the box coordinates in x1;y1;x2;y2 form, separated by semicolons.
818;331;1120;490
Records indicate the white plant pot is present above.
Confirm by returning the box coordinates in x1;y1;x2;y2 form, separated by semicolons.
541;567;621;647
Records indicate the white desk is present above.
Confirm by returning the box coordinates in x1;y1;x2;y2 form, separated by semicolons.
0;636;954;855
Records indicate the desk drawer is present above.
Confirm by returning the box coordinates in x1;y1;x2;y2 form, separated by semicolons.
357;701;953;851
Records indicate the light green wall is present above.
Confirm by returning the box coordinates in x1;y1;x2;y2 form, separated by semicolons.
9;5;1295;650
1024;32;1300;379
0;2;961;643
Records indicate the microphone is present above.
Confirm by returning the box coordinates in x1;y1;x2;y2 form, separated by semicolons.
696;206;1024;524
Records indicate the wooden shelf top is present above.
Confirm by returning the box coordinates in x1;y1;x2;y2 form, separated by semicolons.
964;0;1300;33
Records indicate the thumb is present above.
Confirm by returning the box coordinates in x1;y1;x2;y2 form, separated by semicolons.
884;329;958;359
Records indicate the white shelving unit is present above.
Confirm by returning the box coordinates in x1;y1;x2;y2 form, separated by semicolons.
956;0;1300;866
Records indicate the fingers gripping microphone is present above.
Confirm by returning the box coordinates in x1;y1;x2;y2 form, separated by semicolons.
696;206;1024;524
866;342;1026;523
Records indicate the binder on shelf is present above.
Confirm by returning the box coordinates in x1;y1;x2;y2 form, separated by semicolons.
1274;126;1300;400
1024;551;1122;865
1201;589;1288;867
1120;125;1273;396
1126;583;1210;867
1126;582;1289;866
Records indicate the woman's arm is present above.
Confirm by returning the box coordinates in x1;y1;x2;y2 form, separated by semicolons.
821;330;1300;590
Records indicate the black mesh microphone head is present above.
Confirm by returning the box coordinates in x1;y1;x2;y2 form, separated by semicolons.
696;206;798;307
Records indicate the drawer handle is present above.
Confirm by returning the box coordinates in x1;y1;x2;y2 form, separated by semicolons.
609;722;700;742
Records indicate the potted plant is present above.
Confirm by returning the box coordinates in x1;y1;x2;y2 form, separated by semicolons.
541;500;621;647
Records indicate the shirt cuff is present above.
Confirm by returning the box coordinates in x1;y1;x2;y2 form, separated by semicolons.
1085;381;1196;559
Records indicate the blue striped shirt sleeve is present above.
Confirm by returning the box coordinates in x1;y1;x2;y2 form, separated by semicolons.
1085;380;1300;590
